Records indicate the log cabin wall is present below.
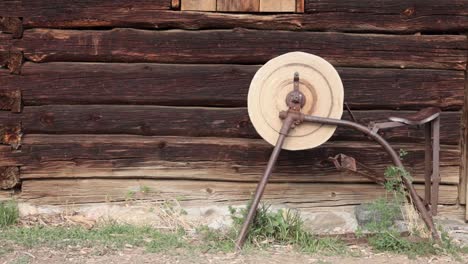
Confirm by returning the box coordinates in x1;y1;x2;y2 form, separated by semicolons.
0;1;467;218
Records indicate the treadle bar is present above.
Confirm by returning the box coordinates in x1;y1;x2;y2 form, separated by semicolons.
235;111;440;250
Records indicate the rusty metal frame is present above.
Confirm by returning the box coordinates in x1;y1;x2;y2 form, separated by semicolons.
235;72;440;250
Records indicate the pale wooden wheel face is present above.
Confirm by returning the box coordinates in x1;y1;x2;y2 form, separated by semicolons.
248;52;344;150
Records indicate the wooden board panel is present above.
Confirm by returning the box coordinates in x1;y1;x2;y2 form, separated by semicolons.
1;135;458;184
2;63;464;110
0;105;461;144
20;179;458;205
260;0;296;12
15;3;468;33
181;0;216;11
296;0;304;12
15;29;467;70
217;0;260;12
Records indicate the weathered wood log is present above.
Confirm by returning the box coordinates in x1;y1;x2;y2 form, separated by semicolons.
20;159;461;185
0;105;461;144
20;179;458;205
0;189;14;201
0;89;22;113
0;123;22;149
0;0;171;16
0;167;19;189
15;29;467;70
0;17;23;38
2;135;458;184
0;35;13;68
13;4;468;33
2;63;464;110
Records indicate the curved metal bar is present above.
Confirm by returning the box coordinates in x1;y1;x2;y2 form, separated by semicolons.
235;112;440;251
302;114;439;241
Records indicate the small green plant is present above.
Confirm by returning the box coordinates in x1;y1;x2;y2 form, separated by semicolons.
125;190;136;200
228;204;346;254
140;185;151;194
399;149;408;159
362;165;468;257
0;200;19;228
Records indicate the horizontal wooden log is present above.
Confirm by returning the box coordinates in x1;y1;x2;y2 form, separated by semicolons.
0;105;461;144
2;63;464;110
2;135;459;184
20;159;461;185
20;179;458;205
15;29;467;70
305;0;467;16
0;0;171;16
0;189;14;201
15;4;468;33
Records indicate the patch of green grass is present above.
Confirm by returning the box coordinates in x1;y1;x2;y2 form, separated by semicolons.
228;204;346;254
0;200;19;227
0;223;189;253
359;165;468;258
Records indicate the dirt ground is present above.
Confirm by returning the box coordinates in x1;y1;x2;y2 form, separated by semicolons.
2;246;467;264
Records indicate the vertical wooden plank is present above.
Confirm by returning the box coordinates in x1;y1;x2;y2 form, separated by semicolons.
181;0;216;11
260;0;295;12
217;0;260;12
296;0;304;13
464;40;468;220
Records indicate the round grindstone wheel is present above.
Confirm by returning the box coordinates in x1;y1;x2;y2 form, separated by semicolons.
248;52;344;151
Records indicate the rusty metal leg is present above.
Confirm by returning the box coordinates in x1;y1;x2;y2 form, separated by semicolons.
235;117;294;250
431;117;440;216
424;123;433;207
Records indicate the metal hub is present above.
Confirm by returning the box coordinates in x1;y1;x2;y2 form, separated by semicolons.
285;72;306;111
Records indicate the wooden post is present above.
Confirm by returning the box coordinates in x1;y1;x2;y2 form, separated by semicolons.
462;35;468;220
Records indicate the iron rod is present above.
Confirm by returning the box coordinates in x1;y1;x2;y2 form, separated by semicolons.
235;117;294;250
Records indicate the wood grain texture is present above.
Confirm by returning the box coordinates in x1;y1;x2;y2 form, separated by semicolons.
14;4;468;33
15;29;467;70
0;189;14;201
181;0;216;11
1;135;458;184
0;35;13;67
296;0;304;12
0;89;22;113
2;63;464;110
0;0;171;16
260;0;296;12
217;0;260;12
0;105;460;144
20;179;458;205
0;167;19;189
